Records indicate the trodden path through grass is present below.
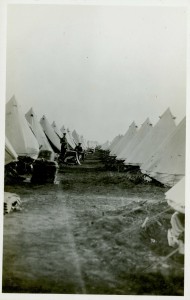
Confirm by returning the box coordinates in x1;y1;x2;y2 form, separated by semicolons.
3;152;184;294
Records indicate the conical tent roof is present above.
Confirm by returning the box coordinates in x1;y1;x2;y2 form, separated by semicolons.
109;135;123;152
117;130;138;160
165;177;185;214
66;128;76;149
5;136;18;165
141;117;185;187
120;118;152;162
72;130;81;145
111;121;137;157
40;115;61;153
51;121;62;138
25;108;53;153
83;137;88;149
87;140;97;149
126;108;176;166
79;135;83;147
84;139;88;149
60;125;67;134
6;96;39;158
101;140;110;150
80;135;87;150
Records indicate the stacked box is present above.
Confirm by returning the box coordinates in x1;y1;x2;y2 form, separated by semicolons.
38;150;54;161
31;159;58;184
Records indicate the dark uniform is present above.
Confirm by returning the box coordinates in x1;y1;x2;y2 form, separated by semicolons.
60;134;68;158
75;143;84;161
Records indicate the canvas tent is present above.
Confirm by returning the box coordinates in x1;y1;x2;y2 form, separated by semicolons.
83;138;88;150
25;108;54;154
6;96;39;158
165;177;185;214
72;130;81;145
60;125;67;134
5;136;18;165
51;121;62;138
108;135;123;152
66;128;76;149
118;118;152;161
126;108;176;166
40;115;61;153
88;140;98;149
141;117;186;187
111;121;138;157
101;140;110;150
80;135;87;150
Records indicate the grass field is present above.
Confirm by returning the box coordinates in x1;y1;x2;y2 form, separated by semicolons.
3;152;184;295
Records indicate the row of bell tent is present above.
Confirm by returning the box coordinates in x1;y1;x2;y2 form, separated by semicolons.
5;136;18;165
101;108;185;188
4;97;185;254
101;109;186;254
5;95;94;166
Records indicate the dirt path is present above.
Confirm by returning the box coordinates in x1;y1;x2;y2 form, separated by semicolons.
56;192;87;294
3;152;184;295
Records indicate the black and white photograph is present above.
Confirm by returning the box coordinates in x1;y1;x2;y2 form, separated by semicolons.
0;0;189;298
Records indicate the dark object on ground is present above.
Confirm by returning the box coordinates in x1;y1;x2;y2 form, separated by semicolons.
75;144;85;161
16;156;34;175
88;148;95;154
31;159;58;183
4;162;25;184
58;150;81;165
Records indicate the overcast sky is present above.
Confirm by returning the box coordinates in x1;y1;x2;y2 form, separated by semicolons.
6;4;187;143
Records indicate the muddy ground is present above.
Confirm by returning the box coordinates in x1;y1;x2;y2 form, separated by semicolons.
3;151;184;295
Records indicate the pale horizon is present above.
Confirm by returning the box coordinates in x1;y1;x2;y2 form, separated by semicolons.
6;5;187;144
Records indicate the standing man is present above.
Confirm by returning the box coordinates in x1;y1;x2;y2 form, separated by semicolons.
60;132;68;159
75;142;85;161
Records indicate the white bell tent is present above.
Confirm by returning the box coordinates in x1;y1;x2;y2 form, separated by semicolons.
60;125;67;134
40;115;61;153
165;177;185;214
112;121;138;158
5;136;18;165
80;135;87;150
51;121;62;138
72;130;81;145
119;118;152;162
25;108;54;153
66;128;76;149
6;96;39;158
101;140;111;150
126;108;176;166
108;135;123;152
141;117;185;187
